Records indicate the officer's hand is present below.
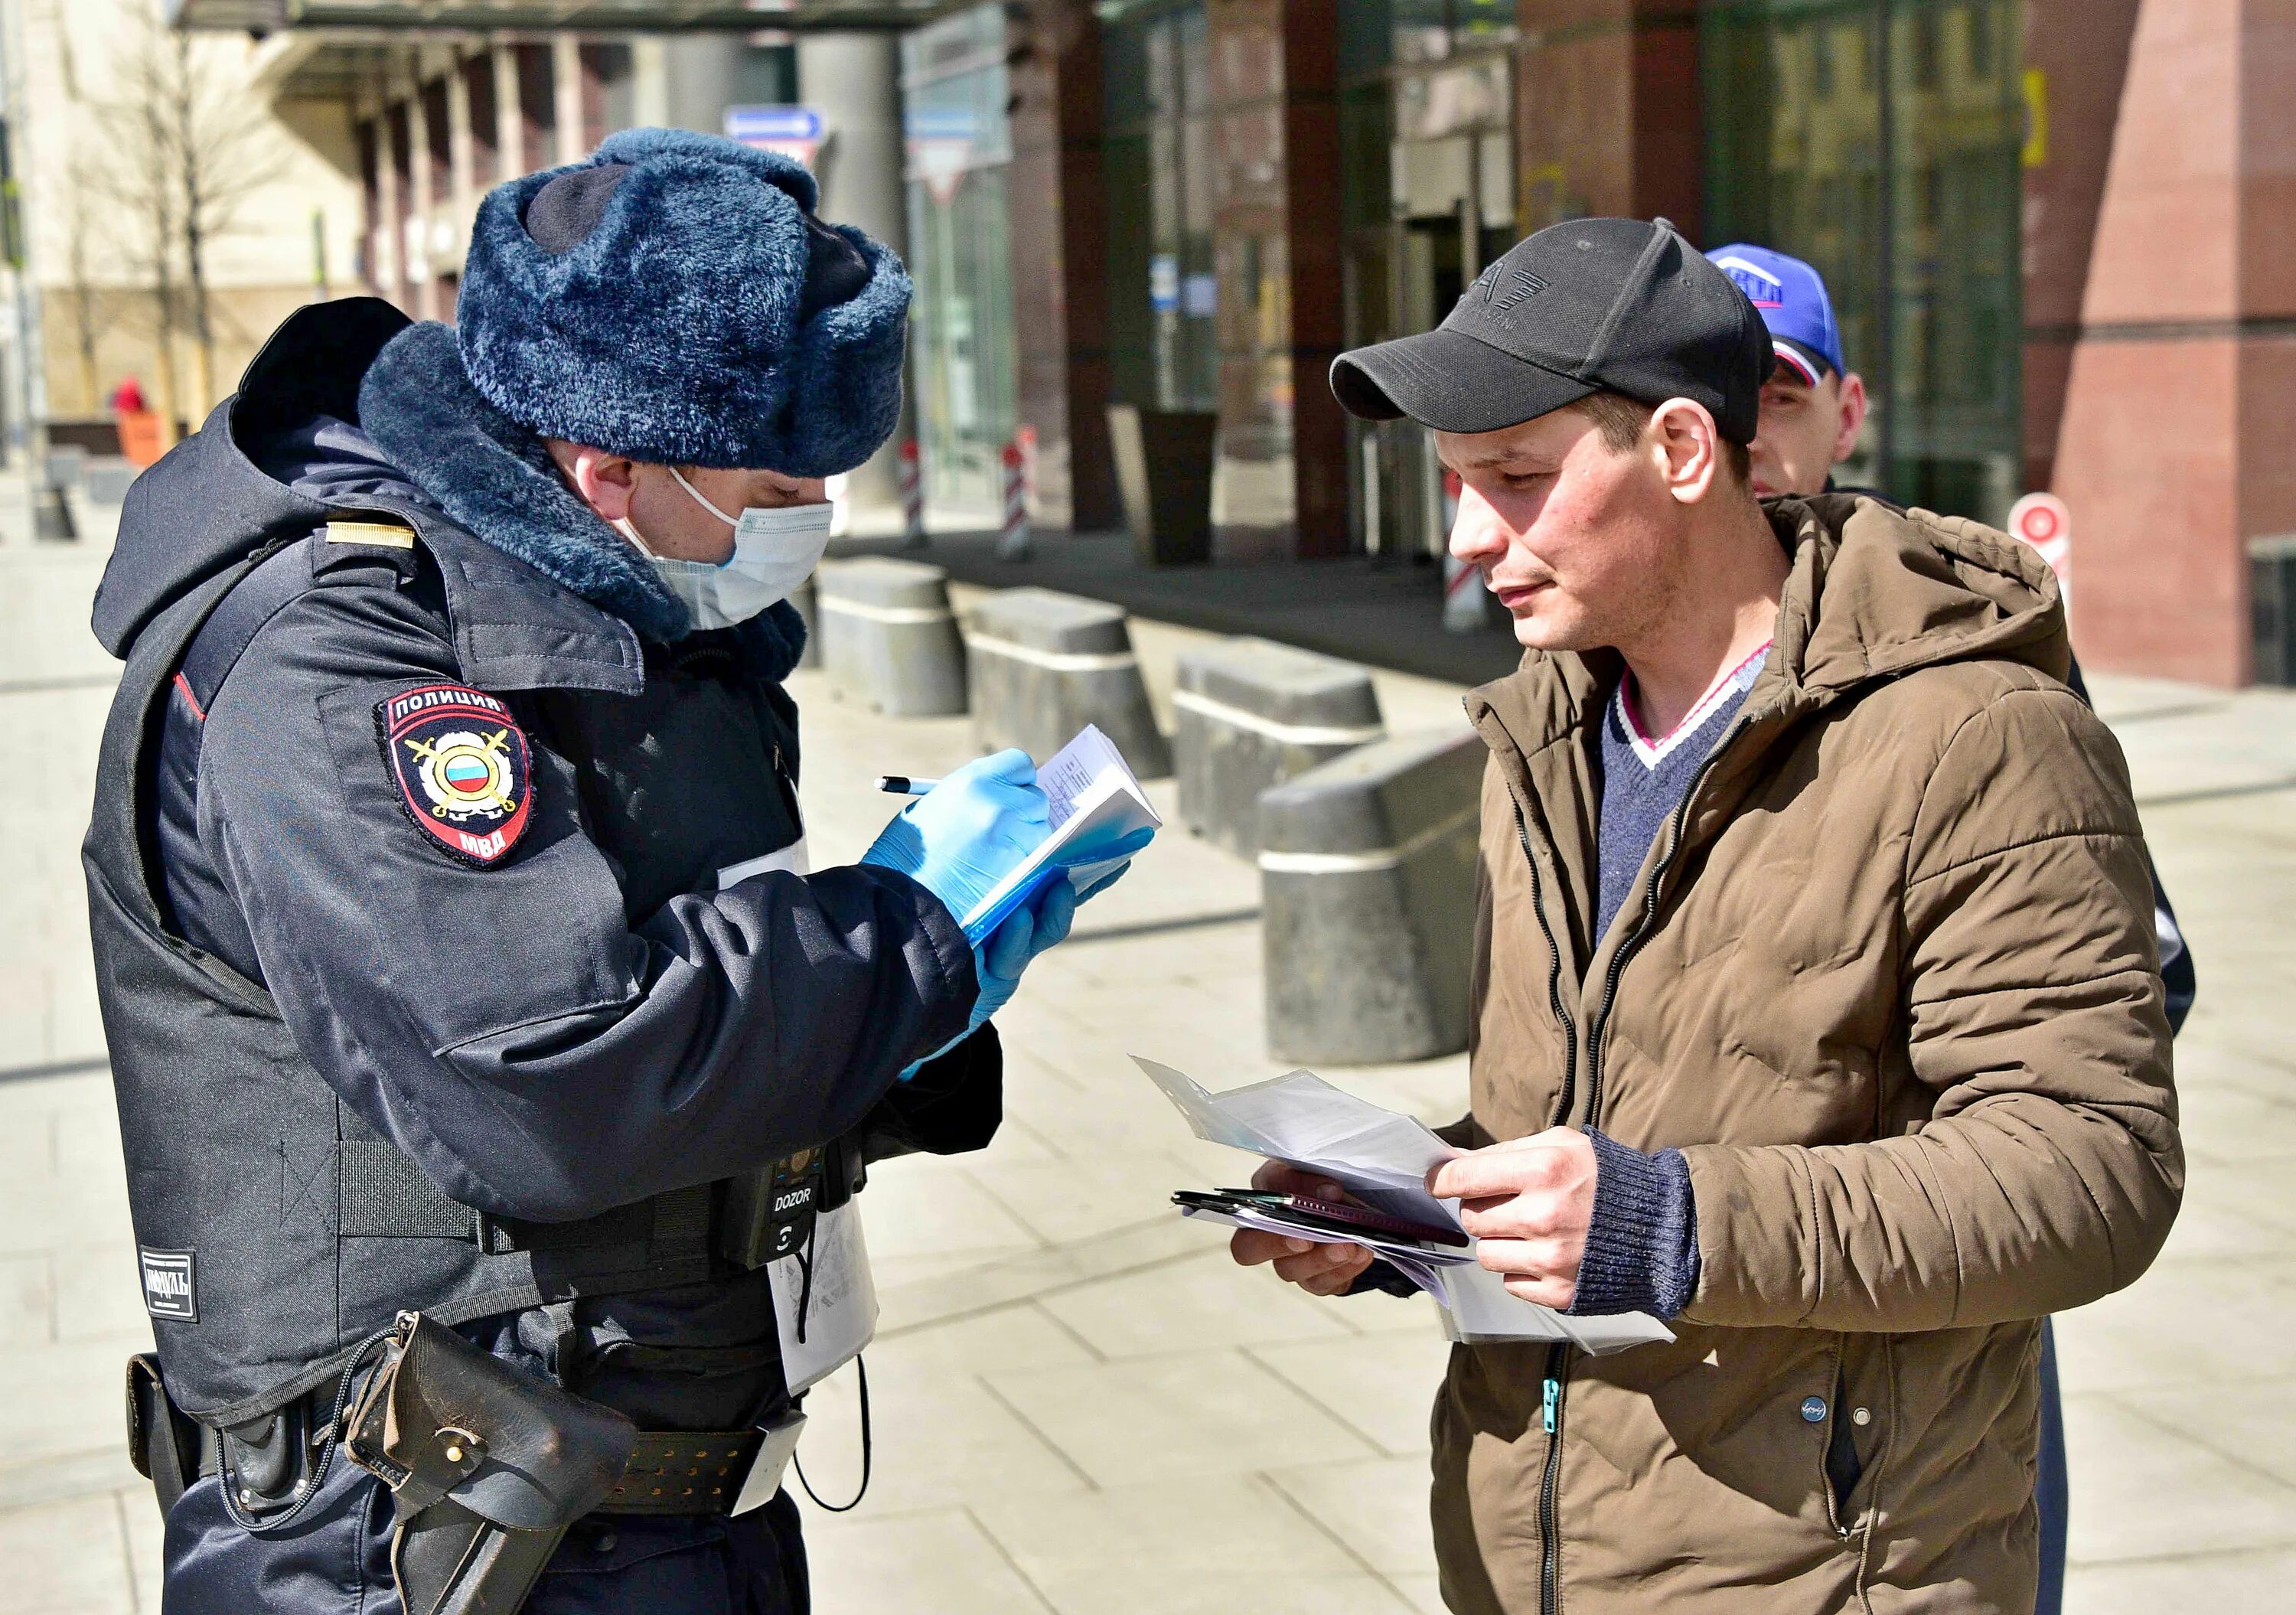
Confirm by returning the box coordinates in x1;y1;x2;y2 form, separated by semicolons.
967;874;1076;1028
861;749;1051;924
1427;1128;1596;1311
1228;1159;1377;1297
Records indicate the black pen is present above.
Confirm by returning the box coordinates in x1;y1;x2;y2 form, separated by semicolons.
876;775;941;796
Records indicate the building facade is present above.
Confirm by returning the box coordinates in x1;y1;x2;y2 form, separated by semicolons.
165;0;2296;686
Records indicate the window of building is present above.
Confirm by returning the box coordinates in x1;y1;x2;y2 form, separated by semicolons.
1104;0;1217;414
515;43;556;175
1703;0;2024;525
1335;0;1518;557
902;3;1018;518
422;78;452;206
464;53;499;188
582;41;636;149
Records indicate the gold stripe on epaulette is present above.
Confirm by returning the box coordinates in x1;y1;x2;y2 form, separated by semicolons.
325;520;417;550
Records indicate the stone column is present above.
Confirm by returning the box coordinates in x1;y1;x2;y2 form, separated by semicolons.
2043;0;2294;686
659;34;748;135
800;34;912;517
553;36;586;165
1512;0;1702;233
1282;0;1346;558
1008;0;1120;532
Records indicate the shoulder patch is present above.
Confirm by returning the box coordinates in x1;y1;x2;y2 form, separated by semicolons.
375;684;533;866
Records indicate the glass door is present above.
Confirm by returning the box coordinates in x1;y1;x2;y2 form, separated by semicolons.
1337;0;1518;559
903;5;1019;520
1702;0;2024;524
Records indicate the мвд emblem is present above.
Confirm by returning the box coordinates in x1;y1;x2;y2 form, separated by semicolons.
375;684;533;866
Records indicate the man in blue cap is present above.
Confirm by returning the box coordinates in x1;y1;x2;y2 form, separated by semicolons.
84;128;1137;1613
1707;240;2199;1615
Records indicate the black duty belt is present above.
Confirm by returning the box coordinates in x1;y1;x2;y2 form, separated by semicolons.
337;1140;717;1261
133;1354;770;1522
594;1430;768;1516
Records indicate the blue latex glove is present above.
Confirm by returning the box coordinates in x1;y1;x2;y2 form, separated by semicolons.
899;874;1079;1079
970;871;1078;1024
861;749;1051;930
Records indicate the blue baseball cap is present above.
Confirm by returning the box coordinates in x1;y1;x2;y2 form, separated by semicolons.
1704;244;1844;386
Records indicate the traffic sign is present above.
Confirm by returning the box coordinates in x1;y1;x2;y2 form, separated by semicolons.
726;106;824;168
2007;491;2072;599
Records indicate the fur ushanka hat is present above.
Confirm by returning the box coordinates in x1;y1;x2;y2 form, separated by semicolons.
455;126;911;478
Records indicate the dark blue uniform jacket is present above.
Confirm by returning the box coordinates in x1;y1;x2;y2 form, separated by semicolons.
96;302;993;1614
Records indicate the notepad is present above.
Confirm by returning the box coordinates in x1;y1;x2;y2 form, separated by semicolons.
958;725;1161;944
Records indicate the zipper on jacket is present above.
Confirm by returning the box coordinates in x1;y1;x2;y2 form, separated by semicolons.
1508;797;1581;1615
1538;1342;1571;1615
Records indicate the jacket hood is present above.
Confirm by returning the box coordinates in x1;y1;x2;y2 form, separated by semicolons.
93;299;409;658
1769;492;2068;699
1467;493;2069;755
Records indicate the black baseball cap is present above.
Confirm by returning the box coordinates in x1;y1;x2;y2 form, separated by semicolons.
1329;217;1771;444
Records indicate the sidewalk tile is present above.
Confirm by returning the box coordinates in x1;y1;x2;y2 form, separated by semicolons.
2062;1547;2296;1614
53;1245;152;1343
2063;1393;2296;1564
0;1493;135;1614
119;1488;165;1613
977;1150;1212;1246
872;1303;1101;1375
791;1355;1091;1515
1037;1248;1358;1359
970;1473;1414;1615
2177;1082;2296;1164
0;1254;52;1346
1264;1455;1441;1579
5;1332;165;1464
1249;1331;1453;1456
2053;1260;2296;1395
981;1349;1377;1488
854;1162;1044;1266
1390;1572;1450;1614
2134;1376;2296;1492
801;1506;1055;1613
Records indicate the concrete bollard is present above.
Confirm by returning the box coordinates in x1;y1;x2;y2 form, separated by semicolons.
1173;638;1385;857
966;588;1170;775
44;445;87;492
815;557;967;716
788;574;822;669
84;459;139;506
1258;728;1485;1065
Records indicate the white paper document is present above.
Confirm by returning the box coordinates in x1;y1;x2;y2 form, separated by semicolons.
959;725;1161;942
1136;1058;1673;1354
767;1199;878;1394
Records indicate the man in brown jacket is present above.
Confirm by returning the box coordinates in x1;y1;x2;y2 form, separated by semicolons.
1232;217;2180;1613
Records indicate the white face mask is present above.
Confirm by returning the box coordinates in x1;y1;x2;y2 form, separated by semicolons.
615;465;833;630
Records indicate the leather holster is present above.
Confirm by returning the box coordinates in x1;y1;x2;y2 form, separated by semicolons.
344;1313;637;1615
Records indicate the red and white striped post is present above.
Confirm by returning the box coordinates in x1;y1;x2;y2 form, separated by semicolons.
997;438;1032;560
899;439;926;547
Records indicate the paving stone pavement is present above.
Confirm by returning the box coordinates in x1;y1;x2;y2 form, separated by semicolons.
1;500;2291;1613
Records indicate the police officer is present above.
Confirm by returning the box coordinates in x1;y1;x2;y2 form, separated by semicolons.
1707;241;2197;1615
86;129;1127;1613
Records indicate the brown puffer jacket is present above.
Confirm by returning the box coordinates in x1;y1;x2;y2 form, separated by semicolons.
1439;494;2180;1615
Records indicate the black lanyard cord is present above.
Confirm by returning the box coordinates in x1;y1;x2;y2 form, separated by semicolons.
793;1356;871;1513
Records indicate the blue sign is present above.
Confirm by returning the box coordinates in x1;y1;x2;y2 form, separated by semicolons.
1149;254;1179;314
904;107;978;142
726;106;824;144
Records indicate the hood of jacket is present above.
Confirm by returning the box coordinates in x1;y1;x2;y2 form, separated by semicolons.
1466;491;2072;767
93;297;807;672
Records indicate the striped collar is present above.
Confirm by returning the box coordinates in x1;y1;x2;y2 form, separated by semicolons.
1614;641;1774;770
